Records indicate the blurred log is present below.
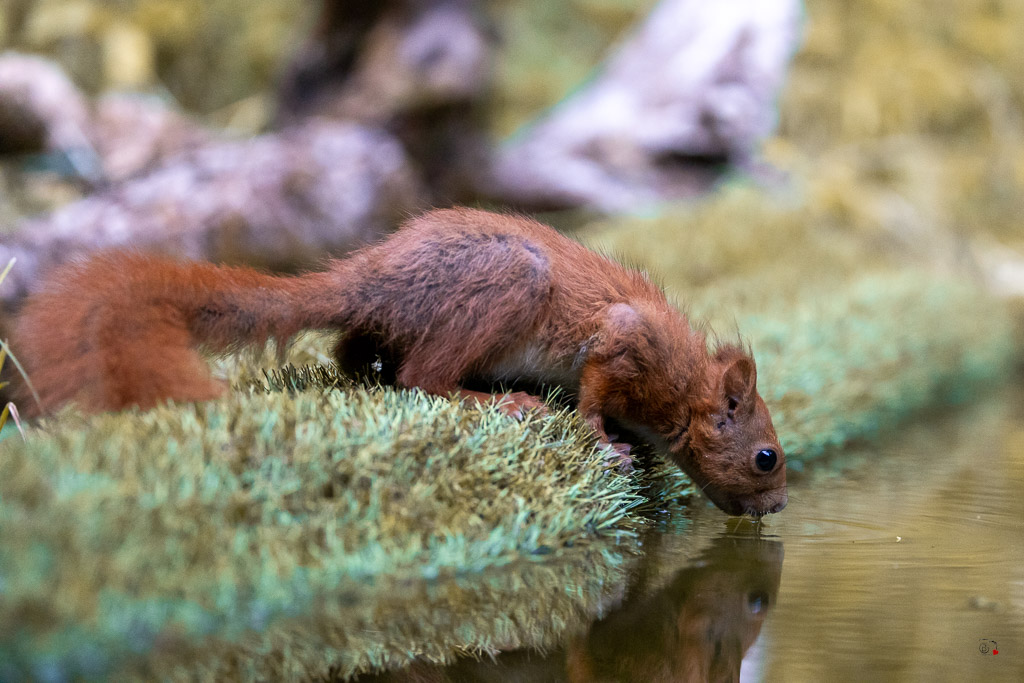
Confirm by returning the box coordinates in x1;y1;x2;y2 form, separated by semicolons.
0;51;213;186
278;0;491;125
90;93;212;184
0;121;424;311
486;0;802;211
276;0;494;202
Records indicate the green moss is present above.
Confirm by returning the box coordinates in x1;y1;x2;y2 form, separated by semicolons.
0;383;647;679
115;549;630;680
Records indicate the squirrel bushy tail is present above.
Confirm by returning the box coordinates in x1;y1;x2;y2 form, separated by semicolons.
13;251;346;414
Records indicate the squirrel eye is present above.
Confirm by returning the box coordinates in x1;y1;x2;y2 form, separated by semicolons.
754;449;777;473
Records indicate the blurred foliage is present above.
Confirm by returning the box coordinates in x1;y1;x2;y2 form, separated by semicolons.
776;0;1024;248
3;0;1023;249
1;0;303;117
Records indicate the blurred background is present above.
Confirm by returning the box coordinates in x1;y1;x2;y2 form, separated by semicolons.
1;0;1023;254
2;1;1023;680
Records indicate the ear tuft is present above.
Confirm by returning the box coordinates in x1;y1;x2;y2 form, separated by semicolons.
721;356;756;404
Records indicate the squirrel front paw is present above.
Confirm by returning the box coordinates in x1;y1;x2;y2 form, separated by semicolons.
602;441;634;473
495;391;548;420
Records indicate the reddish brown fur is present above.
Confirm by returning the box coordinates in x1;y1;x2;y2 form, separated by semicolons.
13;208;786;516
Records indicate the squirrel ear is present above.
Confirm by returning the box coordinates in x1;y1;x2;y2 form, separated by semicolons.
721;356;756;405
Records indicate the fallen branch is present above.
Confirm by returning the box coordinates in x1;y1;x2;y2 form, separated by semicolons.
0;121;425;309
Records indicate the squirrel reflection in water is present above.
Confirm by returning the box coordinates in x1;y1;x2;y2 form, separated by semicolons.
359;533;784;683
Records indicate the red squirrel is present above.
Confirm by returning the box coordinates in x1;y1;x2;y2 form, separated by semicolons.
13;208;787;516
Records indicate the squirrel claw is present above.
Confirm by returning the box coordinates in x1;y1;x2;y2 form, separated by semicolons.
495;391;548;420
602;441;634;472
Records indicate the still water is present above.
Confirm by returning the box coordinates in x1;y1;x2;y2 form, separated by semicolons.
358;388;1024;682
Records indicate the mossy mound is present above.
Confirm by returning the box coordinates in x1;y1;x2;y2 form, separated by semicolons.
119;550;630;681
0;385;646;679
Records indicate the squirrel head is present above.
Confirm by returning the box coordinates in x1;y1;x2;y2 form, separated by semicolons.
596;304;787;517
669;345;787;517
